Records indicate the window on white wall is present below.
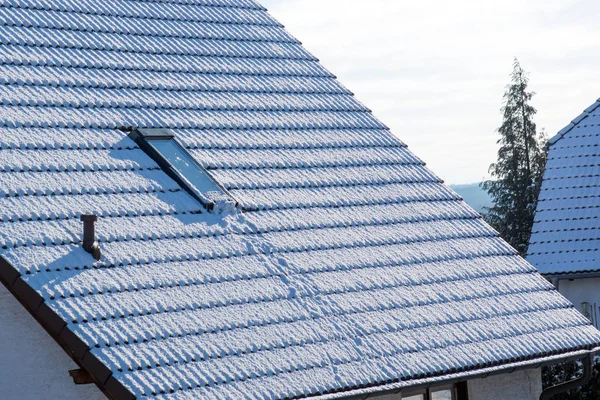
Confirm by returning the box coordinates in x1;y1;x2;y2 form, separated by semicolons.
399;382;467;400
404;394;425;400
431;388;453;400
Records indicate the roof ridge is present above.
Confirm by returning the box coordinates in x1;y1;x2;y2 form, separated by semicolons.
548;97;600;145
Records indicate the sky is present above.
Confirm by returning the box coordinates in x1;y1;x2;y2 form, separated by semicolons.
260;0;600;184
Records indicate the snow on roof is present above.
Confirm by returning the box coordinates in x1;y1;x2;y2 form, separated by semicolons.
0;1;599;399
528;98;600;275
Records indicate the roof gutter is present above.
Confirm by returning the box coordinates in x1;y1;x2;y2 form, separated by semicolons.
539;353;594;400
542;271;600;292
543;271;600;282
316;349;599;400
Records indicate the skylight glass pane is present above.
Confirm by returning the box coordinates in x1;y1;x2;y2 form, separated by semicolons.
128;128;237;213
149;139;224;195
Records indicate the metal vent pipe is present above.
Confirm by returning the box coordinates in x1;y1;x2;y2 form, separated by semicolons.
80;214;101;261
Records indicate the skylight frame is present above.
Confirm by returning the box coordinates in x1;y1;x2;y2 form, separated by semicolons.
128;128;238;213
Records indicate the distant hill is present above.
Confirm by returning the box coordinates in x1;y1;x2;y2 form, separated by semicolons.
449;183;491;213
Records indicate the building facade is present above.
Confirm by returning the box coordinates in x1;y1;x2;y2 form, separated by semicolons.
528;99;600;329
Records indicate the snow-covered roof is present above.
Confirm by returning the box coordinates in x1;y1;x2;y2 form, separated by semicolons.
528;98;600;275
0;1;598;399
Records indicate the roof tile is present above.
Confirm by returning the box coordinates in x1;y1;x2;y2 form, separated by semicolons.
0;1;599;399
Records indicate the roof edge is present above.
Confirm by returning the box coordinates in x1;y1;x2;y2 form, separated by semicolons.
313;348;599;400
543;270;600;280
548;98;600;145
0;256;134;400
2;251;598;400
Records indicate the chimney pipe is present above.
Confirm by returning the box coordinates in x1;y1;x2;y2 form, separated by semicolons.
80;214;101;260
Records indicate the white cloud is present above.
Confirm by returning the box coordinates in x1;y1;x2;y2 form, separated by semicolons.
261;0;600;183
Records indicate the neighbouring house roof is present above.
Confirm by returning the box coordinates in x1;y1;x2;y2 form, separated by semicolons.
0;1;599;399
528;98;600;276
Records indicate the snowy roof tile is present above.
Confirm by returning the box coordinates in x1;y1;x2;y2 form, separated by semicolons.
528;98;600;275
0;1;599;399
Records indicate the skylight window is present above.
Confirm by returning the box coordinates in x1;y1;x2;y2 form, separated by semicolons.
128;128;238;213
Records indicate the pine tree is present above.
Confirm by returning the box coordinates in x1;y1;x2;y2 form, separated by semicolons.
481;58;547;255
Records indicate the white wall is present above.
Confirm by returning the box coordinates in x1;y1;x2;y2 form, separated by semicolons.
558;278;600;329
467;368;542;400
0;284;105;400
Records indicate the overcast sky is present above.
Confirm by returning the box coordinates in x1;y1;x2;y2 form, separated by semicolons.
261;0;600;184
